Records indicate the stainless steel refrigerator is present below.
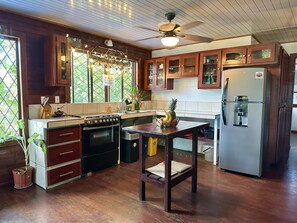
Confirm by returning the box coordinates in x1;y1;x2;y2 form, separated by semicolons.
219;67;270;177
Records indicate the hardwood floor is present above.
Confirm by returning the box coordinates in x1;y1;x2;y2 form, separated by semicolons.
1;145;297;223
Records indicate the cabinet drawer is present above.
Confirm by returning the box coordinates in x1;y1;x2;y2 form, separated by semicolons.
47;162;81;186
47;126;81;145
47;141;81;166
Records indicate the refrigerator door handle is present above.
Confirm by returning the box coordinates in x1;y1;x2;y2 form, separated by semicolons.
221;77;229;125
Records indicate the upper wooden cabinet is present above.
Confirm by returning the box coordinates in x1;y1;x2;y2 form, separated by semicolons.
247;43;278;64
144;58;171;90
166;53;199;78
44;34;71;86
222;47;247;65
222;43;279;66
198;50;222;89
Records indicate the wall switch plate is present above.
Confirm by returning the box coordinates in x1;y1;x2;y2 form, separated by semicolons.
55;96;60;104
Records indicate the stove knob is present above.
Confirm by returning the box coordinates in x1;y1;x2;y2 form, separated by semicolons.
103;119;106;122
99;120;102;123
94;120;98;123
87;120;91;124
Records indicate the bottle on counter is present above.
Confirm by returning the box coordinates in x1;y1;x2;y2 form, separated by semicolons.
106;104;112;113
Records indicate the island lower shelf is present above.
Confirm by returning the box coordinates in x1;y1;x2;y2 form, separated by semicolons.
142;168;194;188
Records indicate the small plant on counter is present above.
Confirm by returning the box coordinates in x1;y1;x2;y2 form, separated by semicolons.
0;119;47;189
128;84;148;110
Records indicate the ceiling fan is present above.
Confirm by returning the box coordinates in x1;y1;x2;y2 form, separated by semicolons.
136;12;213;47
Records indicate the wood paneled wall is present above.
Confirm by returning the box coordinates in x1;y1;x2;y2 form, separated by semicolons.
0;10;151;187
265;48;293;169
0;10;151;111
0;142;24;187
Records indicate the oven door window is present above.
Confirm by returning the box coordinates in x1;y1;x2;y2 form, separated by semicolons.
90;129;113;147
83;126;119;155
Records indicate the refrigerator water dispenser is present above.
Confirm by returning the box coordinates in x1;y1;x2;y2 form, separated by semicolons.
233;96;248;127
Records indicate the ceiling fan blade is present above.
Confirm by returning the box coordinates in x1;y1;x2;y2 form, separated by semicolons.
135;35;163;42
179;21;203;32
136;26;160;33
178;34;213;42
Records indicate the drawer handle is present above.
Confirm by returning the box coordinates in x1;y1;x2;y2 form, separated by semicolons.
59;132;74;137
59;150;74;156
59;171;73;178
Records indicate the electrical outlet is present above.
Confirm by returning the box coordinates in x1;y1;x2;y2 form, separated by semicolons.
55;96;60;104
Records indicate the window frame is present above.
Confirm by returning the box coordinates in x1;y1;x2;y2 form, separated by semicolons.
0;34;23;135
70;50;136;103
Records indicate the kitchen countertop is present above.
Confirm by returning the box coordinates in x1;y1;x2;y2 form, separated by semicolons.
29;110;220;128
29;116;84;129
113;110;156;119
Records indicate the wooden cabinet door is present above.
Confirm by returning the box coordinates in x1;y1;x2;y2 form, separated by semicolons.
222;47;247;65
144;59;155;90
144;58;166;90
198;50;222;89
154;58;166;89
247;43;277;64
181;53;199;77
166;55;180;78
44;34;70;86
55;35;70;85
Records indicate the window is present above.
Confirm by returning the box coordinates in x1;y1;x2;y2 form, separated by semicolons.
71;51;134;103
0;35;21;135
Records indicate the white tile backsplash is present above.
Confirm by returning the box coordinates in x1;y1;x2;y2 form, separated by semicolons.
83;103;99;114
197;102;212;112
212;102;221;113
185;101;198;112
66;103;83;115
176;101;185;111
29;104;41;119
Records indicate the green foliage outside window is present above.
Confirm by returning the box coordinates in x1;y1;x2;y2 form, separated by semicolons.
71;51;134;103
71;52;89;103
0;36;20;135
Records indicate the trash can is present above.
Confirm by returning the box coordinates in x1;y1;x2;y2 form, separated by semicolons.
147;137;158;156
202;145;213;162
120;132;139;163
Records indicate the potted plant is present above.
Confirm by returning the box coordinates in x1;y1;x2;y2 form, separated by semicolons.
128;84;147;111
0;119;47;189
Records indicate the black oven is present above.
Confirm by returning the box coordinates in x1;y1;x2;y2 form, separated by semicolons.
81;115;120;175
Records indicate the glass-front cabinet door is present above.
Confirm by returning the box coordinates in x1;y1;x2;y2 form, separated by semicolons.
144;58;166;90
166;56;180;78
182;53;198;77
56;35;70;85
247;43;276;64
144;59;154;90
222;47;247;65
198;50;221;89
44;34;70;86
155;58;166;89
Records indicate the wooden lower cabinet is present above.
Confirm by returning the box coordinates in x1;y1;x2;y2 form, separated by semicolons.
47;141;81;166
47;162;81;186
29;125;82;189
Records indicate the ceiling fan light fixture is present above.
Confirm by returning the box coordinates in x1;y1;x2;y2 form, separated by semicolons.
161;36;179;47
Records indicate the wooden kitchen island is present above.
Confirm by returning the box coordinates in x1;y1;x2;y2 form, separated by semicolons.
122;120;208;212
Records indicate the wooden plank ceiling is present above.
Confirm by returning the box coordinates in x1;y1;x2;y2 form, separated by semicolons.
0;0;297;49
